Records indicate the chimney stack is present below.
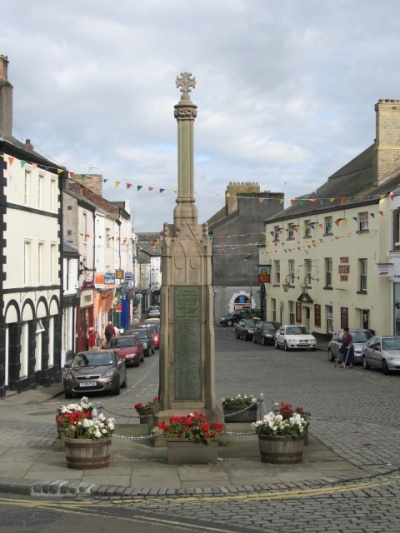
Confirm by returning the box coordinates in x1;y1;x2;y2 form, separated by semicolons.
0;54;13;138
374;100;400;184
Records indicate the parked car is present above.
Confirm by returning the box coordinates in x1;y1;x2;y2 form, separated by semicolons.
145;317;160;325
362;336;400;374
220;308;262;327
328;329;373;364
234;318;257;341
147;306;161;318
253;321;277;345
126;328;155;356
108;335;144;366
63;350;127;399
138;323;160;349
275;325;317;351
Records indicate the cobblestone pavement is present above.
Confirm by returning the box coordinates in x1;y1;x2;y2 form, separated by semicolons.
1;327;400;531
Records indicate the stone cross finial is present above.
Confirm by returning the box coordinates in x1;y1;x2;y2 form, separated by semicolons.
176;72;196;100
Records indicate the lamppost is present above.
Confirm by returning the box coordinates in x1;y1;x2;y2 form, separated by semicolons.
243;253;252;308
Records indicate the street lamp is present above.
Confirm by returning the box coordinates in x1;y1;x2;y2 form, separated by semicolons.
300;275;319;293
243;253;253;307
282;274;299;292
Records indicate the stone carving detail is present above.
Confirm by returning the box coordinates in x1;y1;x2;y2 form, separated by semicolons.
174;107;198;119
173;233;203;284
176;72;196;100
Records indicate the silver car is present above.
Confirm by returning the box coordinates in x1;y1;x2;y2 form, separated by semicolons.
63;350;127;399
328;329;373;364
362;336;400;374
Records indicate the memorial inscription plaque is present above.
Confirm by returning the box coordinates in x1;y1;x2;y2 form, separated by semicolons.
174;286;202;400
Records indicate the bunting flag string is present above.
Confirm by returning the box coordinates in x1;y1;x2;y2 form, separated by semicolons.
8;155;400;205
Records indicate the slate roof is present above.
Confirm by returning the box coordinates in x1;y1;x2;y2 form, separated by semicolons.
266;144;400;223
137;232;162;256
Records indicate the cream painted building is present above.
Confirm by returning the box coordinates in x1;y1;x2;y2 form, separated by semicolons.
263;100;400;337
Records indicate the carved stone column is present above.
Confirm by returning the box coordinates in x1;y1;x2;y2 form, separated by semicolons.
157;73;221;423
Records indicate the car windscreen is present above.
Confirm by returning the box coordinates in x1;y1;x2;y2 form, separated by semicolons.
110;338;136;347
382;338;400;351
130;330;148;339
72;352;114;367
287;327;310;335
351;331;372;343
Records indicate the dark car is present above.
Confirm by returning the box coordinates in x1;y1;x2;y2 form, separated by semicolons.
253;321;277;345
328;329;373;364
139;323;160;349
127;328;155;356
234;318;257;341
63;350;127;399
220;308;262;327
108;335;144;366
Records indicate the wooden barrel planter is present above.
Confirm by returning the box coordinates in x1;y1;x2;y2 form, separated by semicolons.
165;439;218;465
223;404;258;423
64;438;112;469
258;435;304;464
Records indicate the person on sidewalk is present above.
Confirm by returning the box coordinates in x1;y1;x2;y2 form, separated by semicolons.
340;327;354;368
88;327;98;351
104;321;116;344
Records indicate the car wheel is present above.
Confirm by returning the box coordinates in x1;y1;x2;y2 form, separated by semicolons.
121;373;128;388
284;341;289;352
275;339;280;349
113;378;121;396
235;330;239;339
382;359;390;375
261;337;266;346
141;352;144;362
227;320;233;327
244;332;248;341
253;335;257;344
152;346;155;355
328;349;335;362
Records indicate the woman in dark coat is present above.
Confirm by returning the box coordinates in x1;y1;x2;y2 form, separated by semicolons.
340;327;354;368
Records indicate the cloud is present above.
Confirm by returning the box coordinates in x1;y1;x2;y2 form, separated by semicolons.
2;0;400;230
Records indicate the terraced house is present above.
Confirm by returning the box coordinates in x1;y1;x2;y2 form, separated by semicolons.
263;99;400;337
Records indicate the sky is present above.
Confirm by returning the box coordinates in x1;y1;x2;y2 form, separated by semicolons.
2;1;400;232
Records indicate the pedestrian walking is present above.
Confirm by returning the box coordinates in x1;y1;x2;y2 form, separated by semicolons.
88;327;98;351
340;326;354;368
104;321;116;344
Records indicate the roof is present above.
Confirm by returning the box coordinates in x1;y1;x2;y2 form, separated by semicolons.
266;144;399;223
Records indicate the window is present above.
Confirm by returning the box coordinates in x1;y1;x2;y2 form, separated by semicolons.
50;178;56;212
325;257;332;288
304;220;312;238
38;242;44;284
326;305;333;334
272;299;277;323
288;223;296;240
274;225;281;242
392;208;400;249
324;216;333;235
24;170;31;206
359;212;369;232
304;259;312;285
50;244;57;283
289;301;295;324
288;259;295;284
82;213;88;242
274;260;280;285
24;241;31;285
359;259;367;292
38;174;44;210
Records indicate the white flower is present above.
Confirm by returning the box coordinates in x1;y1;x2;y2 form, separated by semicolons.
94;430;102;439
